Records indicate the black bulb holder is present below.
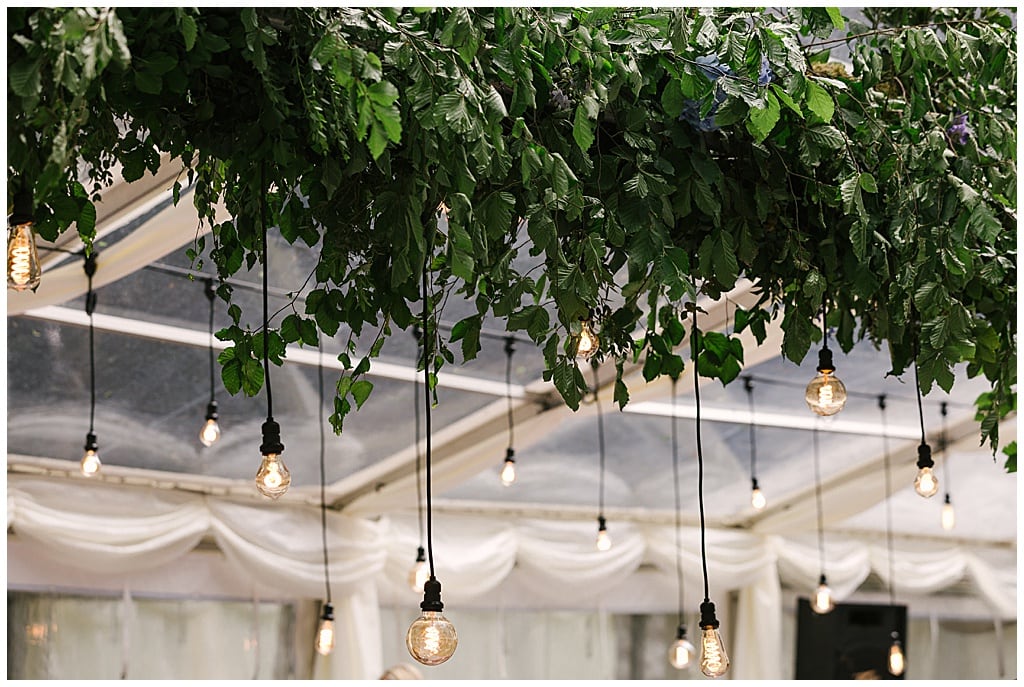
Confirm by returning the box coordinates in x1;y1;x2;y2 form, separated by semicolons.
751;477;759;490
916;442;934;470
83;432;98;452
891;630;902;643
699;600;720;630
597;514;607;532
675;623;689;640
260;418;284;455
818;573;828;586
205;400;219;421
505;447;515;463
944;493;951;505
816;347;835;374
320;602;334;622
420;576;444;612
415;546;426;563
9;189;34;225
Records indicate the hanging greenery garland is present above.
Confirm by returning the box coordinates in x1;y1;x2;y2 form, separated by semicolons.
7;8;1016;460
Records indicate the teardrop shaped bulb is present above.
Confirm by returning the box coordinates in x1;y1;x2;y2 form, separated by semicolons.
255;452;291;499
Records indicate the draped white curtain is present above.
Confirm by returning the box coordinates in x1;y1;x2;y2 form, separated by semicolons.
7;474;1016;680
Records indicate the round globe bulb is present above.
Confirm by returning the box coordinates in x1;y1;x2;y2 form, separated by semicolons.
500;459;516;486
699;626;730;678
576;320;599;360
7;221;41;291
199;418;221;447
804;372;847;416
914;466;939;498
406;611;457;666
255;452;291;499
668;636;696;669
811;582;835;614
751;487;767;510
81;448;102;477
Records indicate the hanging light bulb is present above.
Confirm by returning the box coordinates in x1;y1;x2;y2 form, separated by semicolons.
575;318;599;360
698;601;730;678
811;574;836;614
80;433;101;477
941;494;955;531
668;624;696;670
7;190;40;291
256;420;290;499
888;631;905;676
314;603;335;656
409;547;429;593
914;444;938;498
199;401;221;447
750;478;767;510
596;515;611;551
500;449;516;486
406;578;457;665
804;348;848;416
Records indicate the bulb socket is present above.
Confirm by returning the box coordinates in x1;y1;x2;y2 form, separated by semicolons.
916;442;934;469
675;623;688;640
699;600;720;629
597;515;607;531
420;576;444;612
205;400;219;421
83;432;98;452
260;418;285;455
9;189;33;226
944;492;951;505
751;477;759;490
320;602;334;622
415;546;426;563
505;447;515;462
890;630;901;643
816;347;835;374
83;253;98;279
204;277;216;302
818;573;828;586
504;336;515;356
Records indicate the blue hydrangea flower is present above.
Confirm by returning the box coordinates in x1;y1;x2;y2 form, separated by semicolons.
680;54;731;132
758;55;774;86
947;112;971;145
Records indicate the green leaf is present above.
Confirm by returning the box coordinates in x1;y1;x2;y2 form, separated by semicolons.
661;79;685;117
9;58;42;97
825;7;845;30
350;380;374;409
771;84;803;117
573;104;595;151
804;79;835;122
180;14;198;51
280;314;302;343
746;91;781;142
858;172;878;193
241;357;265;396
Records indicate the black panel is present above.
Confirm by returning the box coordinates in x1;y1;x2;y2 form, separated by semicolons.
795;599;907;680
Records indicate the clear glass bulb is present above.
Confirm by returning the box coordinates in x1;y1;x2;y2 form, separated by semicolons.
500;459;516;486
914;466;938;498
576;320;599;360
751;487;767;510
406;610;457;666
7;221;41;291
255;452;291;499
81;448;102;477
804;371;847;416
409;560;429;593
811;582;835;614
596;526;611;551
315;617;335;656
888;639;905;676
699;626;730;678
941;500;956;531
668;636;696;669
199;418;221;447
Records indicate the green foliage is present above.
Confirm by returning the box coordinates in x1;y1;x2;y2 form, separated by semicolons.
7;7;1016;452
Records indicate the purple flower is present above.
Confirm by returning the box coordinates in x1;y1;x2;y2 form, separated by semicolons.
758;55;774;86
948;112;971;145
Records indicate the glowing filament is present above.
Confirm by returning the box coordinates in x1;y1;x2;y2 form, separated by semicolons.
7;222;41;291
81;449;102;477
500;459;516;486
699;627;730;678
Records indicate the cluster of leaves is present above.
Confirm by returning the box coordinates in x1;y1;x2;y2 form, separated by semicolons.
7;7;1016;460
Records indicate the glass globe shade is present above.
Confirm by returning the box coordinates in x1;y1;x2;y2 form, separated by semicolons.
406;611;457;666
805;372;847;416
255;452;291;498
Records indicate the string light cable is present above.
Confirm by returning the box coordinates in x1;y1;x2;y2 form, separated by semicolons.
593;361;611;552
314;339;335;655
879;395;906;676
500;336;517;486
80;252;102;477
668;375;696;669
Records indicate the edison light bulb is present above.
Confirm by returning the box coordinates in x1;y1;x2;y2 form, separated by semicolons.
409;548;429;593
941;496;956;531
575;319;599;360
805;371;848;416
668;626;696;669
596;517;611;551
811;579;835;614
315;604;335;656
406;611;457;666
500;457;516;486
81;449;102;476
914;466;938;498
888;633;905;676
751;486;767;510
199;418;221;447
255;453;291;498
699;626;730;678
7;221;41;291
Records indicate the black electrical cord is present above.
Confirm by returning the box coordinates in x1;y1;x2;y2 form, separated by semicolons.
414;328;425;551
593;362;606;519
879;395;896;608
318;339;331;604
821;300;830;351
812;425;827;579
260;167;274;421
940;402;951;497
670;376;685;627
692;306;710;603
505;337;515;452
205;278;216;404
85;254;97;433
913;357;926;445
422;239;436;578
744;376;757;489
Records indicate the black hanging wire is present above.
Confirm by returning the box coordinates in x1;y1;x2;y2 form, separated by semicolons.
879;395;896;609
913;357;926;445
205;278;216;404
691;306;710;604
84;253;98;435
812;424;827;580
504;337;515;457
940;401;952;501
592;362;606;523
318;338;331;605
422;235;436;580
261;167;274;422
414;328;425;559
743;376;758;494
670;376;686;627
